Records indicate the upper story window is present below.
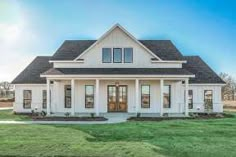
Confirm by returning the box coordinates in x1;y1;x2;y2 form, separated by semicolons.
113;48;122;63
102;48;112;63
102;48;133;63
124;48;133;63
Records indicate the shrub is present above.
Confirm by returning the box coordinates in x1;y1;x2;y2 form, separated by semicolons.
137;112;141;118
41;111;47;117
65;112;70;117
90;113;95;118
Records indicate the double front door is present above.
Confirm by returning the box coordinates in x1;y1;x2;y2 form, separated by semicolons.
108;85;127;112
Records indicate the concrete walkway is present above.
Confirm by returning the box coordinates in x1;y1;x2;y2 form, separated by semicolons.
0;117;127;125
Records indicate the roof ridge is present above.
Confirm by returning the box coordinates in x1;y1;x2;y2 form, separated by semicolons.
36;56;52;58
138;39;171;41
183;55;200;58
64;39;97;41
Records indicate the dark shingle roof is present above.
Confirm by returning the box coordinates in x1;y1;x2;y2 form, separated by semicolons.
11;56;52;84
11;55;225;84
139;40;184;60
50;40;184;61
42;68;193;75
183;56;225;84
50;40;96;60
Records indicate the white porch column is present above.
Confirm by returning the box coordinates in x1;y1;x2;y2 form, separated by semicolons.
95;79;100;116
185;78;189;116
46;79;51;116
71;79;75;116
135;79;139;114
160;79;164;117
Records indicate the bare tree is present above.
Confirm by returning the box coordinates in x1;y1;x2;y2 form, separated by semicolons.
0;82;11;91
219;73;236;101
0;82;12;98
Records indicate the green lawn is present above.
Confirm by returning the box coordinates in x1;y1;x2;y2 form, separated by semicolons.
0;109;31;121
0;113;236;157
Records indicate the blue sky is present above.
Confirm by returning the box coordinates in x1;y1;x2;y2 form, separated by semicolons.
0;0;236;81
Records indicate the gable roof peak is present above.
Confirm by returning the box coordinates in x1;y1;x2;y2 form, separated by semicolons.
73;24;162;61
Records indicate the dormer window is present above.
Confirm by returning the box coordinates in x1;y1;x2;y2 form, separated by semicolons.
113;48;122;63
102;48;112;63
102;48;133;63
124;48;133;63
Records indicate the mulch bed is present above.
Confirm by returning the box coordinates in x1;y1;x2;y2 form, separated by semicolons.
127;113;234;121
0;102;13;108
32;116;108;121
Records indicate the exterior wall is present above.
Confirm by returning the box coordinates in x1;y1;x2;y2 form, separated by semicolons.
51;80;182;114
53;27;183;68
180;84;223;113
14;84;49;113
13;82;223;114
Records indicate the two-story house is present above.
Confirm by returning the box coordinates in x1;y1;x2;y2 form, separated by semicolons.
12;24;225;117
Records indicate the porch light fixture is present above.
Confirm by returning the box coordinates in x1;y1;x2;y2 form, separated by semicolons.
115;82;119;87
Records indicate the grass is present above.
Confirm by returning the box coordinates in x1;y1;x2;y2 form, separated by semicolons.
0;113;236;156
0;109;31;121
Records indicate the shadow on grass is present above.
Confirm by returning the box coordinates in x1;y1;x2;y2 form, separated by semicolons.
51;115;236;157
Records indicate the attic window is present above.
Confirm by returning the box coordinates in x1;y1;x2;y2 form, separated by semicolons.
113;48;122;63
102;48;112;63
124;48;133;63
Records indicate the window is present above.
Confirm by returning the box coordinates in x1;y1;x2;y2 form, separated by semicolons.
141;85;150;108
102;48;112;63
164;85;171;108
23;90;31;109
85;85;94;108
42;90;47;109
124;48;133;63
185;90;193;109
204;90;213;109
65;85;71;108
113;48;122;63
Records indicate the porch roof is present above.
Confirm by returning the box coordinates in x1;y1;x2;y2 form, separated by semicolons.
41;68;193;76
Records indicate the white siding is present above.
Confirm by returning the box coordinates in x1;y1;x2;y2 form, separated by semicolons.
53;27;183;68
180;84;223;113
14;84;49;113
14;82;223;114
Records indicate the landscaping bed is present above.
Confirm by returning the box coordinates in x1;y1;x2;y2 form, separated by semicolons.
32;116;108;121
128;113;234;121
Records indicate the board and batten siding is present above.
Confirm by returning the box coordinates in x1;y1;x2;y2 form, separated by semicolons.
13;82;223;114
14;84;51;113
53;27;183;69
180;84;223;113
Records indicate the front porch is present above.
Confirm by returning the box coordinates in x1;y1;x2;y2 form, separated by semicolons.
45;77;190;117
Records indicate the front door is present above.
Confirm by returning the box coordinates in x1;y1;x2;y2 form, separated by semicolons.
108;85;127;112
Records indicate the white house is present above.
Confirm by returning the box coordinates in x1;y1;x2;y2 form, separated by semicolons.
12;24;225;117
